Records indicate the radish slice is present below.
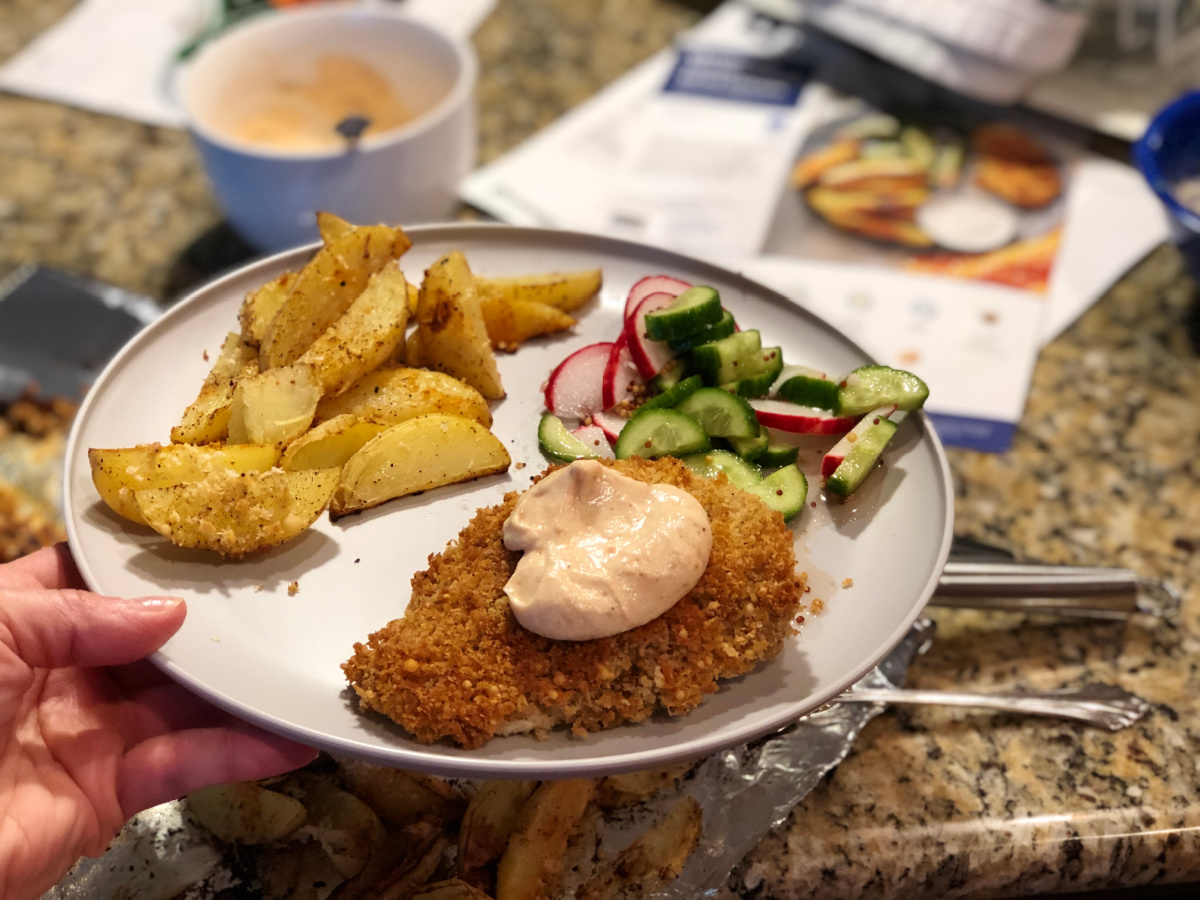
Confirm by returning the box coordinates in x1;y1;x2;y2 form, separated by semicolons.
821;405;898;476
624;274;690;321
592;409;626;444
545;342;613;417
572;424;616;459
749;399;858;435
624;292;678;379
601;335;644;409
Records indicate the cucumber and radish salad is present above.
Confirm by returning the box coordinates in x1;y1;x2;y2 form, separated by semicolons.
538;274;928;520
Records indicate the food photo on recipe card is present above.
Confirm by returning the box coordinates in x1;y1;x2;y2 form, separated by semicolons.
461;2;1169;453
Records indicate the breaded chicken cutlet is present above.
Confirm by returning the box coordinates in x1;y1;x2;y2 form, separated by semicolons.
343;456;805;748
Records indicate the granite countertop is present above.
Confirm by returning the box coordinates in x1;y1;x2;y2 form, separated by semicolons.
3;1;1200;898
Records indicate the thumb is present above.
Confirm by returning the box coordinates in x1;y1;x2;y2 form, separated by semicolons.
0;587;186;670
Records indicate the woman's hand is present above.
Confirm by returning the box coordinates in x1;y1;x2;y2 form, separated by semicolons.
0;544;318;900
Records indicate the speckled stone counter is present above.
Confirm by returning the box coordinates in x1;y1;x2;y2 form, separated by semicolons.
3;1;1200;897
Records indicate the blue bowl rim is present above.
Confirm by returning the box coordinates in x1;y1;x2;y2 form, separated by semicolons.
1132;89;1200;232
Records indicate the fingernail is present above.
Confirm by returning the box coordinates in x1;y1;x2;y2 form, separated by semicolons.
123;596;184;609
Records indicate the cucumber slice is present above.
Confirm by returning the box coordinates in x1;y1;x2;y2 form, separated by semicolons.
538;413;601;462
643;286;723;342
681;449;763;490
718;346;782;396
614;408;711;460
777;370;840;411
667;309;736;351
649;357;688;393
642;374;703;411
722;430;770;461
674;387;761;440
688;330;761;377
757;439;799;467
838;365;929;416
746;465;808;521
825;416;898;497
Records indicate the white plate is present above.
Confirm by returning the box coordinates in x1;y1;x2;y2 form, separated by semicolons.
64;224;953;778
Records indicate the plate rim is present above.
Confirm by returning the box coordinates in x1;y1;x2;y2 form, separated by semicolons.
63;222;955;777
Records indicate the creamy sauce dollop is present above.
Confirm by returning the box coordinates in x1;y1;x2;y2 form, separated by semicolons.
502;461;712;641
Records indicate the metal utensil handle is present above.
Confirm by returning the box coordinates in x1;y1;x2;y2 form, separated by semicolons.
842;684;1150;732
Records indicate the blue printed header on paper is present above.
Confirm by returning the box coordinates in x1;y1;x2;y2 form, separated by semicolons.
662;49;809;106
927;413;1016;453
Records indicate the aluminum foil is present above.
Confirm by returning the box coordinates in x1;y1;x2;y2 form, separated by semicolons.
45;619;935;900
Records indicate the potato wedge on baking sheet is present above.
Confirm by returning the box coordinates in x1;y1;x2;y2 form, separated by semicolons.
413;252;504;400
89;442;279;524
333;819;449;900
480;297;575;351
280;415;388;471
135;467;339;557
240;272;295;349
337;757;465;829
280;774;385;880
413;879;494;900
576;796;702;900
475;268;601;313
495;779;596;900
296;264;410;397
331;414;510;517
458;780;538;890
227;364;322;446
260;223;411;369
597;760;696;808
314;368;492;430
171;332;258;445
258;839;346;900
186;782;307;845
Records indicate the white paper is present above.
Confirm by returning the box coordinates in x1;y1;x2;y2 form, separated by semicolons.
0;0;497;128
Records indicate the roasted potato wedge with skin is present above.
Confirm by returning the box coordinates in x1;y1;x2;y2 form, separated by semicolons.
297;264;410;397
458;780;538;890
575;796;702;900
261;223;411;369
331;414;511;517
480;297;575;351
172;332;258;445
315;367;492;429
413;880;494;900
280;415;388;471
596;761;696;808
475;268;602;313
228;363;322;446
135;467;339;557
805;186;929;219
414;252;504;400
495;779;597;900
332;819;449;900
337;757;465;829
259;839;347;900
89;442;279;524
790;138;860;189
240;271;296;349
186;782;307;845
283;775;385;880
317;210;356;244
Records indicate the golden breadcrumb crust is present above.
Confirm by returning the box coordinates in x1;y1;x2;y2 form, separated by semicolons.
343;457;805;748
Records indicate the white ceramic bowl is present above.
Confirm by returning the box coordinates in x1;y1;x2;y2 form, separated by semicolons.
179;5;477;251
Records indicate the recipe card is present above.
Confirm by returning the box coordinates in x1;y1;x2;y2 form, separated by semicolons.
461;1;1168;452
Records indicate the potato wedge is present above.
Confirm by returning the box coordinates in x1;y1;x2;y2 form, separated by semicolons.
332;819;449;900
317;210;355;244
475;268;602;313
480;297;575;351
172;332;258;445
187;782;306;845
283;775;385;880
89;442;280;524
240;272;296;349
790;138;861;189
414;252;504;400
458;780;537;890
135;467;339;557
596;761;696;808
337;757;464;829
261;223;411;369
315;368;491;430
576;796;702;900
259;839;346;900
495;779;596;900
331;414;510;517
280;415;388;471
413;880;493;900
227;364;322;446
296;264;410;397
